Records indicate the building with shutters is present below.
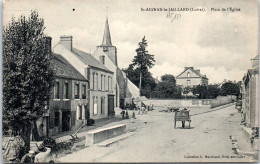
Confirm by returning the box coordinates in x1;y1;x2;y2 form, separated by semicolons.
241;55;259;129
53;35;115;123
48;53;89;135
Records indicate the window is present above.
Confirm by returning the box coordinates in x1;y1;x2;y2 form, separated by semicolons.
82;84;86;99
77;106;82;120
187;72;191;78
103;75;105;91
64;82;69;99
108;77;112;91
54;112;60;127
103;47;108;52
74;83;79;99
100;56;105;64
94;73;98;90
101;97;105;114
92;73;95;90
93;96;98;115
101;75;103;91
54;82;60;99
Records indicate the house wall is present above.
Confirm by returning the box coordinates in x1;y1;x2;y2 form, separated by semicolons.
87;67;114;120
92;47;123;107
176;77;203;87
48;77;88;136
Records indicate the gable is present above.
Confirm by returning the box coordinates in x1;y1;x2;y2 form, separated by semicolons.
177;68;201;78
92;47;117;72
53;43;86;77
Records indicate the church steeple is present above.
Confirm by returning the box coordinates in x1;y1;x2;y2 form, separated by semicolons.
101;18;112;46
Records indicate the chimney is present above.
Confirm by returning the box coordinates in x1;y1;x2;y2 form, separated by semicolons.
44;37;52;54
60;36;73;51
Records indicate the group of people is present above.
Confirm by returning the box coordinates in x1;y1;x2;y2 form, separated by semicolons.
21;145;52;163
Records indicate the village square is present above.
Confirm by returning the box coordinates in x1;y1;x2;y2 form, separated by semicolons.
2;0;259;163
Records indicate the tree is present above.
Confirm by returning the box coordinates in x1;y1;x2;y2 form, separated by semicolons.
192;85;208;99
220;82;240;96
154;74;182;98
123;65;157;98
3;11;55;153
183;86;193;95
132;36;155;95
207;85;221;98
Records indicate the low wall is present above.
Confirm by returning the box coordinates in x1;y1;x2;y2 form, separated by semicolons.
145;99;211;108
146;96;236;108
210;96;235;108
85;124;126;146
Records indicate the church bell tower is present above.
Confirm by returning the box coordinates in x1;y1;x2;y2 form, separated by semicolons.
98;18;118;66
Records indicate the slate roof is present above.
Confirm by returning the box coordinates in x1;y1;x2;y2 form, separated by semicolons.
71;47;112;73
101;18;113;46
52;53;88;81
176;67;208;79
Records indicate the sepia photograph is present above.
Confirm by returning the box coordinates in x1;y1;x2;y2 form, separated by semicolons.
2;0;259;163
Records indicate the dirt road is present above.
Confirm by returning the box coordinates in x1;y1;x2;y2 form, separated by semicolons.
58;105;254;162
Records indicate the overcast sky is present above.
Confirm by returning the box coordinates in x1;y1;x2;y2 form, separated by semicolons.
3;0;258;84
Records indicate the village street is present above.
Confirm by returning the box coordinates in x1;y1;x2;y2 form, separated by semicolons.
58;104;254;163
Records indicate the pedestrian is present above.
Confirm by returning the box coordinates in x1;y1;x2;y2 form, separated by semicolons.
34;145;51;163
20;150;35;163
180;108;189;128
168;105;171;112
120;109;125;119
125;110;129;119
132;111;136;119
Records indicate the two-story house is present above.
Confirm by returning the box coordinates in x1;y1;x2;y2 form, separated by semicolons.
176;67;208;87
48;53;89;135
53;36;115;120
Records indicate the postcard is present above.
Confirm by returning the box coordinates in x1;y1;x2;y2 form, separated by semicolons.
2;0;259;163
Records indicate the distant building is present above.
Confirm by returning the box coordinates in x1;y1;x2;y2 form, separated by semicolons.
154;77;160;84
176;67;208;87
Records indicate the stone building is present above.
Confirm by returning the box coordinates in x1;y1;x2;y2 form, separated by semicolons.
92;18;139;108
241;55;259;151
176;67;208;87
53;36;115;122
242;55;259;128
48;54;89;135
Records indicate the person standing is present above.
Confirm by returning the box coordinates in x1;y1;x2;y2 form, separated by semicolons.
120;109;125;119
125;110;129;119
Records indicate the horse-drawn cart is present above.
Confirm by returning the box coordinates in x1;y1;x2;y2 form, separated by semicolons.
174;110;191;129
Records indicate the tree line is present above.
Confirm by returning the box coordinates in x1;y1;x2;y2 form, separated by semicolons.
123;37;241;99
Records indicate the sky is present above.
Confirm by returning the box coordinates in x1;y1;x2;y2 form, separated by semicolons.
3;0;259;84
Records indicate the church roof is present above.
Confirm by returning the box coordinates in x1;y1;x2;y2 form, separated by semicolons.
52;53;88;81
100;18;112;46
71;47;113;73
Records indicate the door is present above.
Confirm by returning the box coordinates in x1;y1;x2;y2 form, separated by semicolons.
108;95;115;117
62;111;71;132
